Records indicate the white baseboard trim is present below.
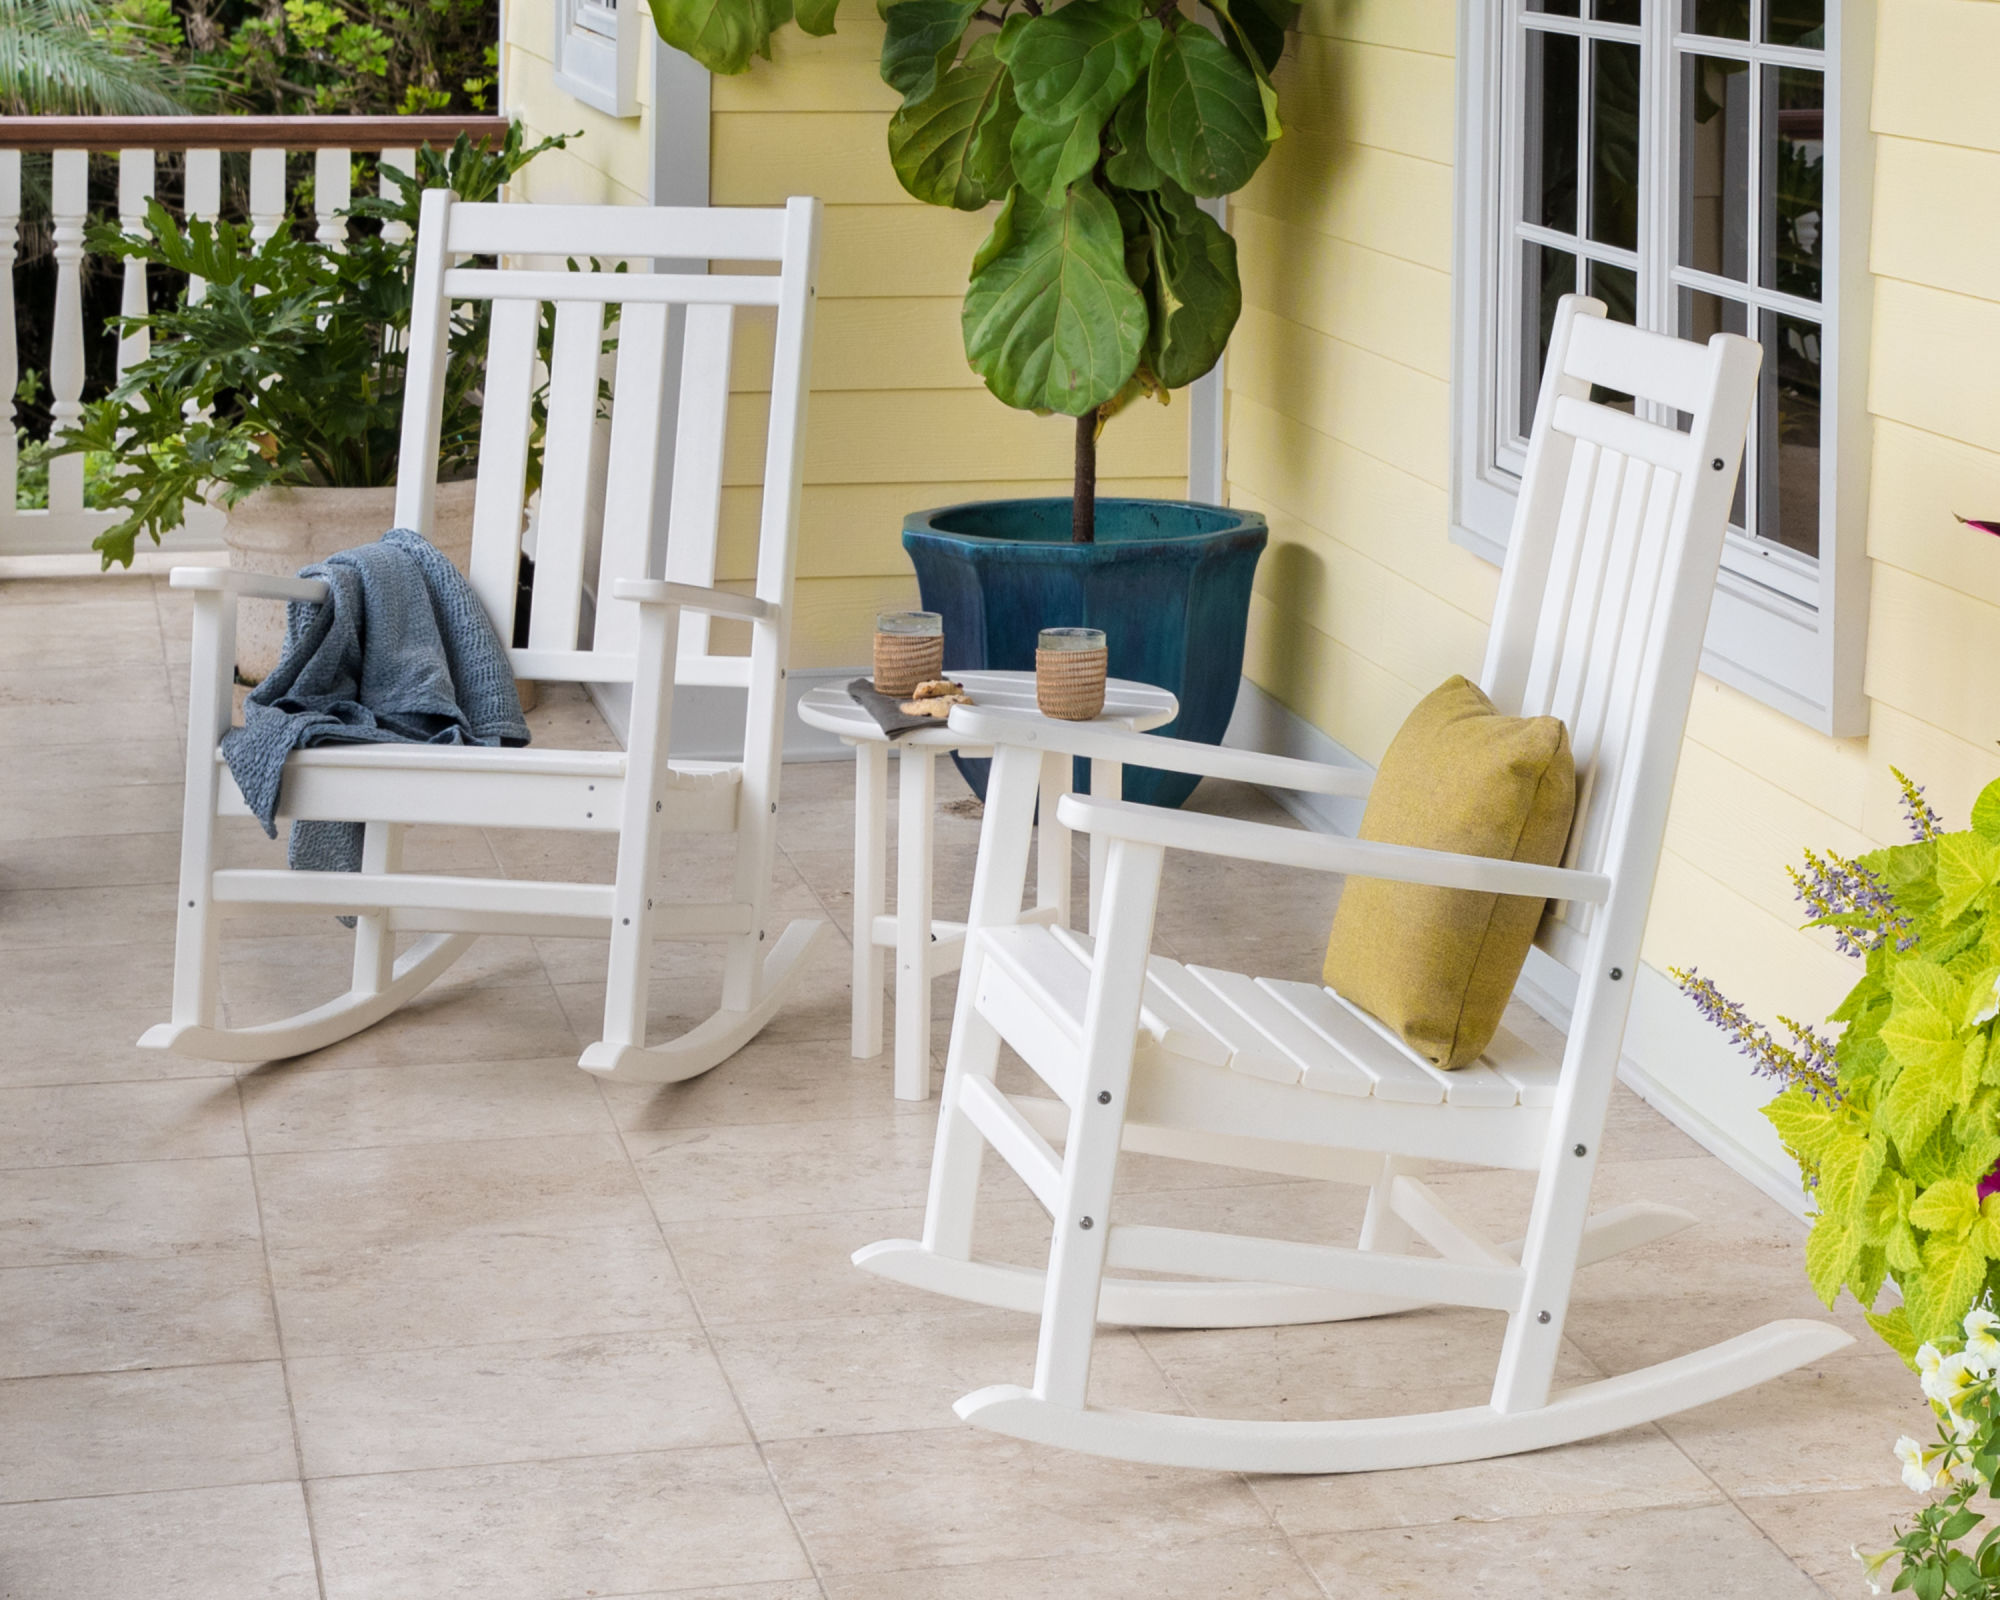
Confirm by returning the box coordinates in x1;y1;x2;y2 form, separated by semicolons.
586;666;859;764
1224;676;1805;1220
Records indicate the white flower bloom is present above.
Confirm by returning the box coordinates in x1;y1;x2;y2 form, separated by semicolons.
1918;1343;1944;1380
1853;1543;1896;1596
1967;1307;2000;1372
1922;1350;1983;1410
1897;1434;1935;1492
1975;972;2000;1027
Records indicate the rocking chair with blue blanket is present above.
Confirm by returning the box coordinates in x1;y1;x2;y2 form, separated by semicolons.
142;193;828;1083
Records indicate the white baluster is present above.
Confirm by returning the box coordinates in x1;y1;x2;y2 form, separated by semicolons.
184;148;220;304
47;148;88;516
0;151;19;528
314;147;350;248
248;147;286;245
117;149;154;376
379;148;415;245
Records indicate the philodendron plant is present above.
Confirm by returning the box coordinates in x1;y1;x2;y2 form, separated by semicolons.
649;0;1298;540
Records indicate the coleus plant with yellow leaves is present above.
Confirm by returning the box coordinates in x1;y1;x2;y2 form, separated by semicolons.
1675;771;2000;1364
646;0;1297;539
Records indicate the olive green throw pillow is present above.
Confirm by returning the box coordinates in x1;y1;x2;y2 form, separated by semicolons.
1322;676;1576;1071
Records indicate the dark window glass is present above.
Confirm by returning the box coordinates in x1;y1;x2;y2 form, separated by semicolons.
1762;66;1824;301
1526;0;1582;15
1677;290;1750;529
1524;30;1580;233
1521;242;1578;437
1678;54;1750;280
1758;308;1821;557
1593;0;1642;21
1765;0;1824;46
1682;0;1749;37
1589;40;1642;250
1588;262;1639;408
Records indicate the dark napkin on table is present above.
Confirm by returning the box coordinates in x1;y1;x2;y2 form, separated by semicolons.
847;677;954;739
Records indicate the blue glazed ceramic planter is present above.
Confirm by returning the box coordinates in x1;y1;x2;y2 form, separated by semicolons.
902;498;1268;808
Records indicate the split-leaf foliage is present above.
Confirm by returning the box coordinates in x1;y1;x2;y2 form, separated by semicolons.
60;127;564;568
648;0;1298;419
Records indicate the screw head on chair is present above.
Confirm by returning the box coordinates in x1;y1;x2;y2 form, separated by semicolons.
1537;1310;1552;1324
1097;1091;1111;1104
1079;1216;1094;1230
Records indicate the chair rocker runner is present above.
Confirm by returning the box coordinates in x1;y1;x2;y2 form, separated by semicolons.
142;193;829;1084
854;295;1854;1473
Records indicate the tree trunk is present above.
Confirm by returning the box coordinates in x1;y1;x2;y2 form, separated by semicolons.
1071;410;1096;544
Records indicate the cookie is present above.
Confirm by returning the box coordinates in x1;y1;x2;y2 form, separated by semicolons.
911;678;964;700
899;695;958;717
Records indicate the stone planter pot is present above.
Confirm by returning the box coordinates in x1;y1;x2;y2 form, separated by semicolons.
902;498;1267;808
223;481;479;683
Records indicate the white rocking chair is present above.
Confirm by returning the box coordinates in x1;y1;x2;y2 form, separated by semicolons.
854;295;1854;1472
141;192;829;1084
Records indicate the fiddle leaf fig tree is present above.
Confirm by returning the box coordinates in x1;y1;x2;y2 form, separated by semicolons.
648;0;1298;540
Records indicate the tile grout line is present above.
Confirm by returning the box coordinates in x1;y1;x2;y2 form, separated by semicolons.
593;1065;832;1600
234;1074;333;1600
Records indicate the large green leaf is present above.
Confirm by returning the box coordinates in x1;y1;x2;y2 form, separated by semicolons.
649;0;793;73
1104;87;1163;189
1937;831;2000;925
1131;182;1240;389
795;0;839;35
1000;0;1161;130
1974;777;2000;842
1010;111;1102;206
887;33;1014;209
880;0;981;98
1194;0;1283;140
963;180;1147;415
1144;21;1270;197
1201;0;1295;74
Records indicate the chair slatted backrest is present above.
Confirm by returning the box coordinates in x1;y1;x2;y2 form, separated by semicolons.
1477;296;1760;973
392;193;819;698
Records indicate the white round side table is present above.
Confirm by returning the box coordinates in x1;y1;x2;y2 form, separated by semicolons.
798;669;1178;1100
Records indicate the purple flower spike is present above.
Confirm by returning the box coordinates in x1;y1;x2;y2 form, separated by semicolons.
1982;1163;2000;1205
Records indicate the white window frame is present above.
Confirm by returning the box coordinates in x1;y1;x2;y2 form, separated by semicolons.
1451;0;1874;736
553;0;643;118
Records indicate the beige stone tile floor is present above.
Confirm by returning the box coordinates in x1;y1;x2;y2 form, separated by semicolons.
0;571;1933;1597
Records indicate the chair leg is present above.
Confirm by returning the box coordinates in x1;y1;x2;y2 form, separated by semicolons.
598;604;677;1057
1359;1154;1419;1254
1029;836;1165;1411
350;823;404;996
920;744;1046;1260
894;745;937;1101
851;740;887;1060
165;590;233;1034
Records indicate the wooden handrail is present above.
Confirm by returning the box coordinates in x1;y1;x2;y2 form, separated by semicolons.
0;115;511;153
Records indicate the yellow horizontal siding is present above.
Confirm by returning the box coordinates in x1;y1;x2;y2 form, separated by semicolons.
1225;394;1497;618
715;476;1188;581
728;298;976;392
1869;137;2000;305
1640;852;1858;1027
1231;208;1452;378
1273;36;1456;163
713;113;916;206
1243;590;1426;767
1228;304;1449;487
722;389;1183;487
1238;129;1454;271
1865;418;2000;610
1870;278;2000;454
1294;0;1453;53
1872;0;2000;154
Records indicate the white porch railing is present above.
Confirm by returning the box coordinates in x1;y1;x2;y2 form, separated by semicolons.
0;115;509;561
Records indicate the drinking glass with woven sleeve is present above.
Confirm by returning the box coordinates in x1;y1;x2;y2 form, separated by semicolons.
1035;627;1107;720
874;611;943;696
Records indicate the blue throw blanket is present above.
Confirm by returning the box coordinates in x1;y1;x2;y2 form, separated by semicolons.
221;527;529;874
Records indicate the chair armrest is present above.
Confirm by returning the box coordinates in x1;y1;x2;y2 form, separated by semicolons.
170;566;330;604
1055;794;1611;904
612;579;773;622
945;704;1373;800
